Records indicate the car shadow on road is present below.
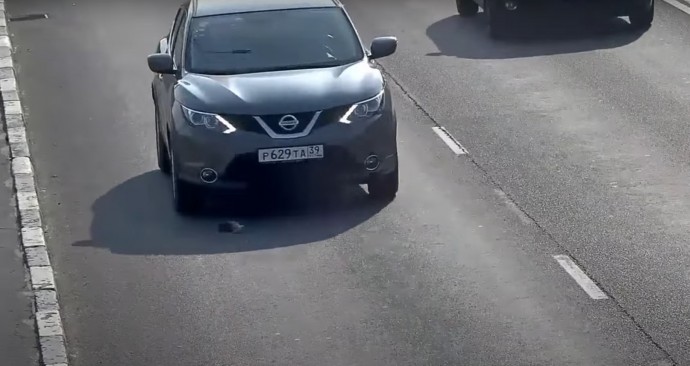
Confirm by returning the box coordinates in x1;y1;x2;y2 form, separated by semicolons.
426;12;645;59
72;171;388;255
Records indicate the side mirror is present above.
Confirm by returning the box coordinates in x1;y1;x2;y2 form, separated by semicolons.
369;36;398;60
147;53;175;74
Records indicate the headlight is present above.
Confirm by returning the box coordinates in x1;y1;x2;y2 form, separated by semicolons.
339;90;385;124
181;105;236;134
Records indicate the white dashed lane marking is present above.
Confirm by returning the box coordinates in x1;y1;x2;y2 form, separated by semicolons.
554;255;609;300
429;124;608;301
432;126;468;155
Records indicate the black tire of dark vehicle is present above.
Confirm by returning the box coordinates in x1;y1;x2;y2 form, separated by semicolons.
368;165;399;202
485;0;510;39
155;110;172;175
457;0;479;16
629;0;654;30
170;145;203;215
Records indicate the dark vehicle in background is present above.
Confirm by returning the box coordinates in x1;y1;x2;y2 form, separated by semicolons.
147;0;400;214
455;0;654;38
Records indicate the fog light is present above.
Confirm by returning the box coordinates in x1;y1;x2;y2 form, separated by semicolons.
200;168;218;184
364;155;380;171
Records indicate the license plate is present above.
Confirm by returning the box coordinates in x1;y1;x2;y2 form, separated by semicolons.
258;145;324;163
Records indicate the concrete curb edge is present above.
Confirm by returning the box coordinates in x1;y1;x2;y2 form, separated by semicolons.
0;2;69;365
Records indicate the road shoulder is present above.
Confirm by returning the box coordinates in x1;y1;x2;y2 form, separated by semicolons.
0;138;38;365
1;0;68;364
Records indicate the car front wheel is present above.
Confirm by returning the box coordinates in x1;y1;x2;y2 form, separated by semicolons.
368;165;399;202
486;0;511;39
629;0;654;30
155;109;171;175
169;144;203;215
457;0;480;16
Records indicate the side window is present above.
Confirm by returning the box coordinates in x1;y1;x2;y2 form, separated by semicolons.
172;10;187;67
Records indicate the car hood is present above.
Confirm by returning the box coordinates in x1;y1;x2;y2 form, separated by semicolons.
174;60;384;116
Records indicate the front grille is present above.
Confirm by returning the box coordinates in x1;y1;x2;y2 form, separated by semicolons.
255;111;318;135
221;105;352;137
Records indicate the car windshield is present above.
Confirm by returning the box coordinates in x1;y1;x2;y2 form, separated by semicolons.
185;7;365;75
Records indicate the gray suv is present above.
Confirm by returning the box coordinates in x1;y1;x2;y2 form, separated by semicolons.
148;0;400;214
455;0;655;38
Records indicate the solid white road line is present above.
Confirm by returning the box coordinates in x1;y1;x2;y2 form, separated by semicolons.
432;126;468;155
0;0;70;364
662;0;690;15
553;255;609;300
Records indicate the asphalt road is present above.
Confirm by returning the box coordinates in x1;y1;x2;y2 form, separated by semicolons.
6;0;690;364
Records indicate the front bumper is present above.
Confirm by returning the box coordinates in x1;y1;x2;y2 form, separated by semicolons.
170;104;398;190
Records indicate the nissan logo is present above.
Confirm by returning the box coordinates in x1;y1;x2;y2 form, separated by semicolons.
277;114;300;131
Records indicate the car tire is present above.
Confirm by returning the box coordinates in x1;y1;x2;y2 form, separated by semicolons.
368;165;399;202
457;0;480;16
169;144;203;215
485;0;510;39
629;0;654;30
155;109;172;175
